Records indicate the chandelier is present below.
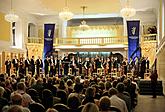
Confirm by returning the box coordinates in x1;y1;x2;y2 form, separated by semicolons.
120;0;136;18
59;0;74;21
5;0;19;22
79;6;90;31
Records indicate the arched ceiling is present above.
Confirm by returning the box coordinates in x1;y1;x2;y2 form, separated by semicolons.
0;0;160;16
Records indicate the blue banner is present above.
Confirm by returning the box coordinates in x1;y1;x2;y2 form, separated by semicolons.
127;20;141;62
43;24;55;59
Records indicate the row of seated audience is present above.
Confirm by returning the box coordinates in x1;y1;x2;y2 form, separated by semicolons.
0;73;139;112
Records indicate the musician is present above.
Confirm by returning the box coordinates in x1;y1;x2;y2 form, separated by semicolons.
12;56;19;74
129;58;134;72
113;57;118;72
122;58;127;75
95;55;101;70
70;56;77;76
19;57;25;75
30;56;35;77
103;59;108;75
36;56;43;77
91;58;96;74
77;57;82;75
83;57;90;76
54;57;58;75
140;57;146;79
49;56;55;77
146;57;150;73
25;57;31;75
107;57;112;74
5;56;11;76
44;56;49;76
63;54;70;76
58;56;63;76
134;57;139;76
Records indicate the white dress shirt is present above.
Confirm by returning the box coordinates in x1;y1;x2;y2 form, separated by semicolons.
110;95;128;112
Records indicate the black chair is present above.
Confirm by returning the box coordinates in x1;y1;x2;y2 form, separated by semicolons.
53;103;69;112
29;103;45;112
109;106;121;112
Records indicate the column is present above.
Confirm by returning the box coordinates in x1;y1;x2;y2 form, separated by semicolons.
2;51;5;73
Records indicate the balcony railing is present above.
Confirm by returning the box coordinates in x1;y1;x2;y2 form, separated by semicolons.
54;36;128;46
27;34;157;46
141;34;157;42
27;37;43;44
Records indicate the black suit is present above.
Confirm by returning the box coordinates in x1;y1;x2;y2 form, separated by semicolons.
36;59;43;76
108;60;112;74
25;59;30;75
12;58;19;73
140;59;146;79
49;58;55;76
146;60;150;72
54;59;58;75
70;59;77;75
63;57;70;75
83;61;90;76
5;60;11;76
30;58;35;76
44;59;49;75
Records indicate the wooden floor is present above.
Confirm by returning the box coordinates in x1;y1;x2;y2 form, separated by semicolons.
134;95;165;112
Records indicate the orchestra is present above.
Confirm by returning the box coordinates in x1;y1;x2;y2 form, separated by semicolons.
4;53;150;79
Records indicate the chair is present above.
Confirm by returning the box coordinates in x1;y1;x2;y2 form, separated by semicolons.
127;72;133;78
97;68;104;76
53;103;69;112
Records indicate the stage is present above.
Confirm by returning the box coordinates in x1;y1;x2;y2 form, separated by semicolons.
138;79;164;95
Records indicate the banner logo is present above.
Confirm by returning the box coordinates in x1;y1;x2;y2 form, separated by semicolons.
47;29;52;37
131;27;136;35
43;24;55;60
127;21;141;62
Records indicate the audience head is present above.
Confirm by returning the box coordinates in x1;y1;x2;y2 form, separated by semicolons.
75;76;80;84
81;103;99;112
116;82;125;93
29;103;45;112
11;93;22;105
105;81;112;91
74;83;83;93
85;87;95;98
98;81;105;90
99;96;111;111
112;80;118;88
59;80;65;88
36;78;43;85
108;88;118;97
67;93;80;109
7;105;24;112
56;90;67;104
17;82;26;91
46;108;58;112
0;86;5;97
66;79;73;87
42;89;53;108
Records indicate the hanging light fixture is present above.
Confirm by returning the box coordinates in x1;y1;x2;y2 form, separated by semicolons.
120;0;136;18
5;0;19;22
79;6;90;31
59;0;74;21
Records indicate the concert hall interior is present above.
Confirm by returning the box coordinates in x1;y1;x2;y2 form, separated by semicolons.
0;0;165;112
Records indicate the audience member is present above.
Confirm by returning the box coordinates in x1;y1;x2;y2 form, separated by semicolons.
109;88;128;112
